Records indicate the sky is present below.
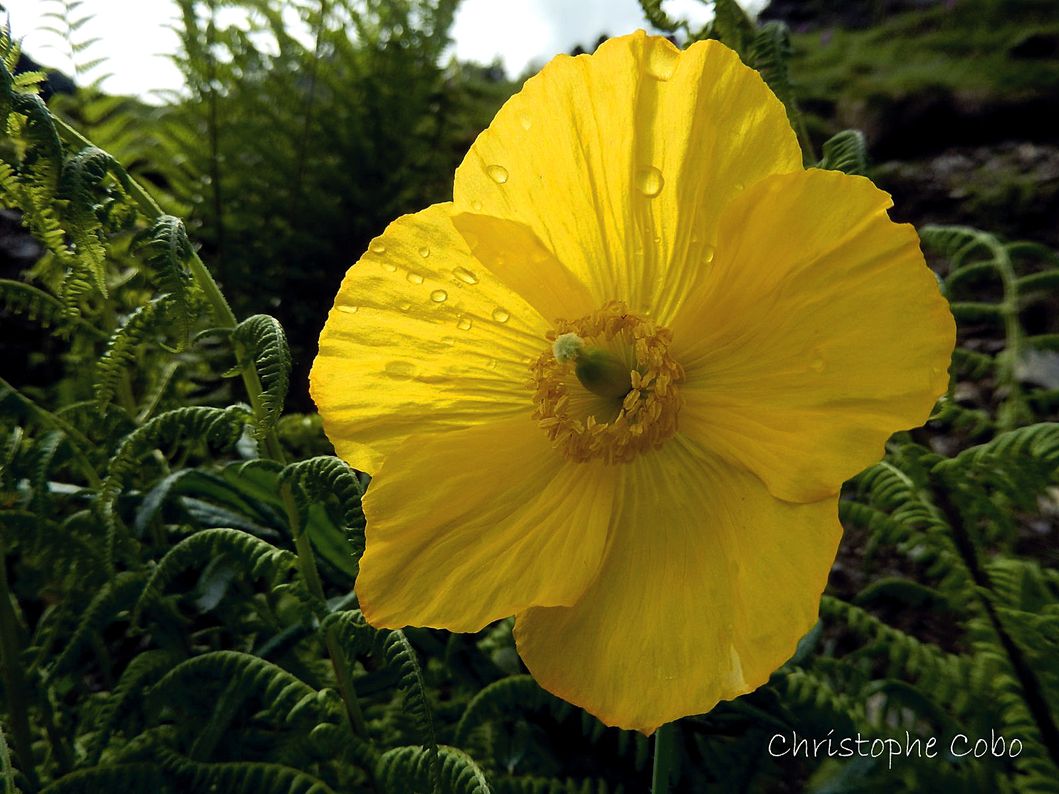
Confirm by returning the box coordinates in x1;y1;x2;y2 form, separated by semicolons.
4;0;726;99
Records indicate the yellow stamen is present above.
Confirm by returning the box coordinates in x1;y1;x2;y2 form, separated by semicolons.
530;301;684;464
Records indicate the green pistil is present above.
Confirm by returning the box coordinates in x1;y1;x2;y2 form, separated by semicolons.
552;332;631;400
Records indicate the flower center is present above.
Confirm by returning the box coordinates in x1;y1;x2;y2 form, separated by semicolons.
530;301;684;464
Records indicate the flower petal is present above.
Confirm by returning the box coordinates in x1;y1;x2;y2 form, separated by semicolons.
357;419;617;632
514;436;841;734
453;31;802;323
450;213;597;323
310;203;549;474
670;169;956;503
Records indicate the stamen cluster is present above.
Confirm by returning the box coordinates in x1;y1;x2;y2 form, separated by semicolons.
530;301;684;463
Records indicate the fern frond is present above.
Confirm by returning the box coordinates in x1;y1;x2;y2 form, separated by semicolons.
27;429;64;513
149;651;319;725
382;630;439;781
232;314;290;440
0;721;19;794
748;22;797;121
816;130;868;175
87;650;175;765
94;297;172;409
455;676;564;745
131;215;197;341
38;764;164;794
709;0;756;56
134;528;295;620
151;744;337;794
280;456;365;564
0;279;103;337
376;745;491;794
100;406;247;570
820;596;969;703
59;146;129;298
45;571;145;680
637;0;682;33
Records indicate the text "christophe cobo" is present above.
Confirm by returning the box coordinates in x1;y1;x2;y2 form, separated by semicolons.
768;730;1022;770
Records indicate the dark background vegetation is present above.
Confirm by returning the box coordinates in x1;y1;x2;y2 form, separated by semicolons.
1;1;1058;792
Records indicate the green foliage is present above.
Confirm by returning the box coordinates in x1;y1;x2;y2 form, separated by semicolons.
816;129;868;175
131;216;198;342
376;746;490;794
94;297;173;408
134;528;297;621
233;314;291;441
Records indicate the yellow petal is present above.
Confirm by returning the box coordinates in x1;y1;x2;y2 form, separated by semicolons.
453;31;802;324
670;169;956;503
357;418;617;632
310;203;549;474
514;436;841;734
451;213;596;323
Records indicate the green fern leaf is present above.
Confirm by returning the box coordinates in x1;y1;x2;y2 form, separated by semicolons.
94;297;173;409
38;764;164;794
100;406;247;571
232;314;291;440
45;571;145;680
87;650;175;765
152;744;337;794
376;745;491;794
149;651;319;725
815;130;868;176
131;215;198;341
134;528;295;620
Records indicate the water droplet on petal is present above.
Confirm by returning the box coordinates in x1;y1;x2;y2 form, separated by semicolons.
635;166;664;198
810;351;826;373
518;113;532;130
646;43;679;80
704;245;716;263
492;307;510;323
398;301;412;312
406;272;424;285
381;262;398;273
457;316;473;331
453;266;479;285
471;200;483;211
735;182;746;191
430;289;447;303
385;361;416;380
418;246;430;258
486;164;509;184
338;305;359;315
369;241;386;254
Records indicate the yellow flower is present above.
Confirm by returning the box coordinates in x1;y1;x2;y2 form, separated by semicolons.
310;31;955;733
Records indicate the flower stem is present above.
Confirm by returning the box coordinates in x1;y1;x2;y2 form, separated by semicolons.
651;721;678;793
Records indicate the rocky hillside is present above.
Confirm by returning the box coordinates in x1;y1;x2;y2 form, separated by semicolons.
770;0;1059;247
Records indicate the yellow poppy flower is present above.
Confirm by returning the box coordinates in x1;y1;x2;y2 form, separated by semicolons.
310;31;955;733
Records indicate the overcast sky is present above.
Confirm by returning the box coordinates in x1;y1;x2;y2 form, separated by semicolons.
4;0;737;99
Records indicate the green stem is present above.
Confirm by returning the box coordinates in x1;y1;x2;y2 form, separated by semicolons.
285;498;369;738
52;112;371;740
0;559;39;790
651;722;678;793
